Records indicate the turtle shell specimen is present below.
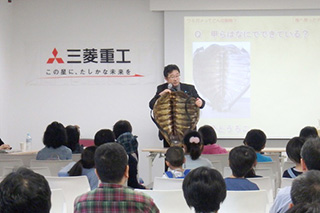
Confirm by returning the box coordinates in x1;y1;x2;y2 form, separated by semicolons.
153;91;200;146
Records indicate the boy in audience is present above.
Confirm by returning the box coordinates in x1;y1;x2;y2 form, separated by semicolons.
225;145;259;190
183;167;226;213
163;146;190;178
282;137;304;178
243;129;272;162
0;167;51;213
299;126;318;141
198;125;227;154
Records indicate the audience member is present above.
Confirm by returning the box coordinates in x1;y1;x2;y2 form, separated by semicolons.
182;167;226;213
288;170;320;210
282;137;304;178
225;145;259;191
198;125;227;154
286;202;320;213
36;121;72;160
183;130;213;169
66;125;83;154
58;146;98;190
299;126;318;141
0;167;51;213
94;129;115;146
163;146;190;178
270;137;320;213
244;129;272;162
113;120;139;160
74;143;159;212
94;129;144;189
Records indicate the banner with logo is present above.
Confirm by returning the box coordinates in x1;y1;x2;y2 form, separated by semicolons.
24;41;157;86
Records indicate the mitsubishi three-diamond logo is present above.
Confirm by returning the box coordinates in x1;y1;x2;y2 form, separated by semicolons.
47;48;64;64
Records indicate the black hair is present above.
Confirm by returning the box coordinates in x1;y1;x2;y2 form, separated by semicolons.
291;170;320;205
0;167;51;213
113;120;132;139
94;129;115;147
183;131;203;160
229;145;257;177
43;121;67;148
301;137;320;170
94;143;128;183
183;167;226;213
198;125;217;145
68;146;96;176
243;129;267;152
165;146;185;167
163;64;180;78
65;125;80;152
299;126;318;140
286;137;304;164
286;202;320;213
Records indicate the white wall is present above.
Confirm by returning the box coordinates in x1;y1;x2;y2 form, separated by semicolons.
2;0;165;183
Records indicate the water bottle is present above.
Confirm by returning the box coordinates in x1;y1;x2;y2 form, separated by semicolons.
26;133;32;151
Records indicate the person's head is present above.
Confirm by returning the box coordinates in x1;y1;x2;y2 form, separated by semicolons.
290;170;320;207
43;121;67;148
183;130;203;160
183;167;226;213
65;125;80;152
286;137;304;165
165;146;185;169
94;143;128;184
299;126;318;140
0;167;51;213
94;129;115;147
243;129;267;152
113;120;132;139
198;125;217;145
68;146;96;176
286;202;320;213
301;137;320;171
164;64;181;87
229;145;257;178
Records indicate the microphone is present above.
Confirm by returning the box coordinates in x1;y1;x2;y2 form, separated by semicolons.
168;83;176;91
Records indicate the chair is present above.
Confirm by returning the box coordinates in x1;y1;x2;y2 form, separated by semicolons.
30;159;73;176
248;177;274;201
135;189;192;213
50;188;67;213
219;190;269;213
256;161;281;189
30;167;52;176
0;159;23;176
153;177;183;190
72;154;81;162
202;154;229;175
46;176;90;213
0;153;37;167
281;178;294;188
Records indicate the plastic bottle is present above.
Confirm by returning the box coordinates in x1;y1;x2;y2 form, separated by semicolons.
26;133;32;151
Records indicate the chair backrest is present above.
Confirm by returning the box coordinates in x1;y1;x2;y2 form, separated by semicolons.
0;153;37;167
153;177;183;190
248;177;274;202
30;167;52;176
281;178;294;188
50;188;67;213
219;190;269;213
256;161;281;189
30;160;73;176
0;159;23;176
135;189;192;213
72;154;81;162
202;154;229;175
46;176;90;213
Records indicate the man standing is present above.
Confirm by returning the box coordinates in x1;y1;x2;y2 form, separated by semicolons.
149;64;205;147
74;143;159;213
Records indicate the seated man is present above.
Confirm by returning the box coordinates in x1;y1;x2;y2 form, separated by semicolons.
243;129;272;162
74;143;159;212
163;146;190;178
183;167;226;213
225;145;259;191
0;167;51;213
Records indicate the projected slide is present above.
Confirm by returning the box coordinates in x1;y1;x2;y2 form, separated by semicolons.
182;16;320;137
